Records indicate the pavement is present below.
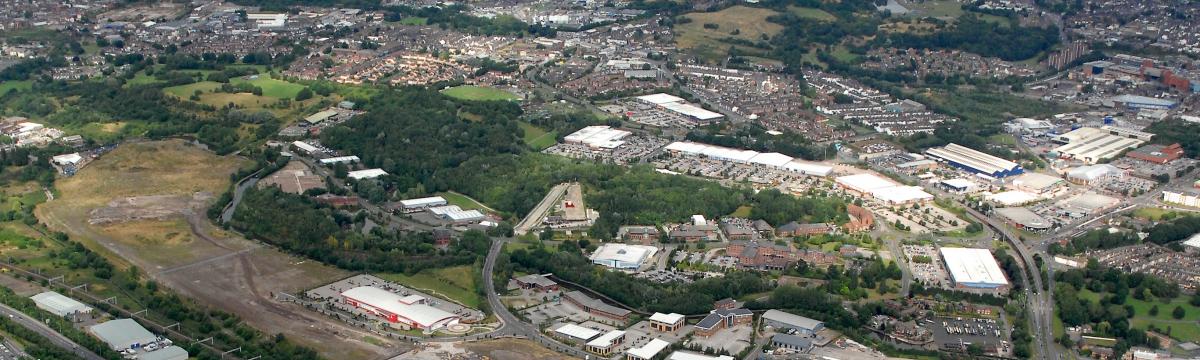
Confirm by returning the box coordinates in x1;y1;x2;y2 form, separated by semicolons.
0;303;104;360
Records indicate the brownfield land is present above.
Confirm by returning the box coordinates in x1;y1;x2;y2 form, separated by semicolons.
36;139;404;359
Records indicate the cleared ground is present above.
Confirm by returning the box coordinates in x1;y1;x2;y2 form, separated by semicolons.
441;85;519;101
36;140;399;359
675;6;784;61
378;265;482;309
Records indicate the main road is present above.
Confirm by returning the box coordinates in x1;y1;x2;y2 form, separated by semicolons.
0;303;104;360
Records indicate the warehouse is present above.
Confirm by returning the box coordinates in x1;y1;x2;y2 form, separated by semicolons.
762;309;825;336
835;173;933;204
938;178;976;193
1052;127;1145;164
1055;193;1119;218
552;323;601;343
987;190;1041;206
347;168;388;180
939;247;1009;291
427;205;485;223
563;126;632;149
627;338;671;360
30;291;92;319
140;346;189;360
636;93;724;123
291;141;319;154
995;207;1052;232
1110;94;1178;110
925;143;1023;178
319;156;360;165
1010;172;1065;196
51;153;83;166
1067;164;1120;184
398;196;448;212
90;319;158;351
304;109;339;125
340;286;460;330
662;141;833;176
1101;125;1154;142
589;243;658;269
770;333;814;353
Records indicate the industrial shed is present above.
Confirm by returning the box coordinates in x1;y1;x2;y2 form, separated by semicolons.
340;286;460;330
939;247;1009;291
90;319;157;351
925;143;1023;178
30;291;92;318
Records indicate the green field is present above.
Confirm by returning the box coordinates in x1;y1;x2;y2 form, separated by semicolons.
441;85;519;101
1132;207;1178;221
438;191;493;212
675;6;783;62
164;81;222;97
1079;289;1200;342
395;17;427;25
788;6;836;21
378;265;482;309
126;73;161;86
729;205;753;218
518;122;556;150
230;76;306;99
0;80;32;94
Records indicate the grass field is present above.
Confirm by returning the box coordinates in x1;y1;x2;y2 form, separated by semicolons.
197;92;278;109
126;73;161;86
1079;289;1200;342
1132;207;1177;221
230;76;306;99
0;80;32;94
729;205;753;218
675;6;783;62
788;6;836;21
394;17;427;25
379;265;482;309
438;191;494;212
518;122;557;150
164;81;222;97
442;85;519;101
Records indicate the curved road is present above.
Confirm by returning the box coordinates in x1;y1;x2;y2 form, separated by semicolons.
0;303;104;360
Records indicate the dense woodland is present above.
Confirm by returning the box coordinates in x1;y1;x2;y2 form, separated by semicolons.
1054;260;1180;355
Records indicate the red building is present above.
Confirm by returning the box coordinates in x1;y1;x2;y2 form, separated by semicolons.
1127;143;1183;164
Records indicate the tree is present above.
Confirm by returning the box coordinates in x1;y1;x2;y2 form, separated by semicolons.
1173;306;1186;319
295;87;313;101
1150;305;1159;316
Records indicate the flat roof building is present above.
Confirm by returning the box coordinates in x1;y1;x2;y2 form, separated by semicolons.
1053;127;1145;164
939;247;1009;291
987;190;1041;206
553;323;602;342
925;143;1023;178
762;309;825;336
90;319;157;351
589;243;658;269
291;141;319;154
649;312;685;332
30;291;92;318
319;156;360;165
399;196;448;211
563;126;633;149
663;141;833;177
304;109;339;125
636;93;724;123
140;346;189;360
564;291;632;321
627;338;671;360
347;168;388;180
836;173;933;204
1011;172;1065;195
340;286;460;330
427;205;485;223
996;207;1052;232
585;329;627;356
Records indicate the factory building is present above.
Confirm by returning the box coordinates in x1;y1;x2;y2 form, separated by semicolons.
1052;127;1145;164
30;291;92;320
348;168;388;180
589;243;658;269
762;309;825;336
563;126;633;149
663;141;833;177
835;173;933;205
925;143;1023;178
995;207;1052;232
340;286;460;330
397;196;448;213
939;247;1010;292
1067;164;1121;185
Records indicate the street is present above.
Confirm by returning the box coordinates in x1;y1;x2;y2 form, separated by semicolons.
0;303;104;360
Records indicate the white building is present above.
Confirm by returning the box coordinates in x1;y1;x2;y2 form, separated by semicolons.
340;286;460;330
427;205;485;223
636;93;724;123
663;141;833;177
835;173;933;204
1163;190;1200;207
987;190;1041;206
1053;127;1145;164
399;196;448;212
51;153;83;166
348;168;388;180
627;338;671;360
939;247;1009;291
589;243;658;269
90;319;157;351
553;323;601;342
30;291;92;318
319;156;360;165
291;141;319;154
563;126;632;149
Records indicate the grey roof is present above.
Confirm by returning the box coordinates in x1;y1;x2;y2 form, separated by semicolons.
90;319;157;350
762;310;823;331
771;333;812;349
564;291;631;317
139;346;189;360
695;313;723;329
752;220;773;231
515;274;557;287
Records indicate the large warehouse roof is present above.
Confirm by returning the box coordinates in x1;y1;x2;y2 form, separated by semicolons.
926;143;1022;177
762;309;824;331
1053;127;1145;164
664;142;833;177
563;126;632;149
341;286;459;329
90;319;157;350
554;323;602;341
836;173;932;203
987;190;1040;206
659;101;724;120
1067;164;1119;181
590;243;658;269
30;291;91;317
1012;172;1064;192
140;346;189;360
995;207;1051;230
636;93;686;104
836;173;898;193
348;168;388;180
400;196;447;208
939;247;1009;287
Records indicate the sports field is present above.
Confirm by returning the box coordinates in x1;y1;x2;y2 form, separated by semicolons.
442;85;519;101
230;76;306;99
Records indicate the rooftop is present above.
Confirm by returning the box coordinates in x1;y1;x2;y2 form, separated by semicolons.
627;338;671;359
939;247;1009;286
762;309;824;330
340;286;459;328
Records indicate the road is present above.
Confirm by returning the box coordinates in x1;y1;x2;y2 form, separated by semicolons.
514;183;568;236
0;303;104;360
964;207;1056;360
219;173;259;224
